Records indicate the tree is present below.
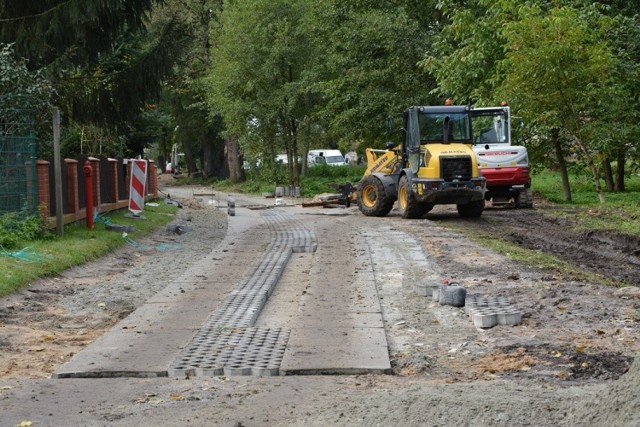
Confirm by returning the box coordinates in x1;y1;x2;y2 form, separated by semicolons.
128;106;174;164
597;8;640;191
424;1;637;202
497;4;625;203
149;0;229;179
209;0;313;186
419;0;505;104
304;0;436;149
1;1;181;157
1;1;159;69
0;43;54;138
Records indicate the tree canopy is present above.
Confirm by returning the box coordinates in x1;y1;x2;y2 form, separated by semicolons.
0;43;54;136
1;0;638;199
423;0;640;201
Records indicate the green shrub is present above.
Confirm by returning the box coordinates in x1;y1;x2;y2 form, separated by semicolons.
0;212;51;250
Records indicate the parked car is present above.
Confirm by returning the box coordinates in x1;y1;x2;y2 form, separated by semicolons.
308;149;347;166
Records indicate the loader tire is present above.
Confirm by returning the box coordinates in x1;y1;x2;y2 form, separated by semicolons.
357;175;394;217
398;175;426;219
516;188;533;209
457;199;485;218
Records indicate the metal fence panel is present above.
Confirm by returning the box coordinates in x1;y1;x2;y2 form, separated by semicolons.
0;134;38;214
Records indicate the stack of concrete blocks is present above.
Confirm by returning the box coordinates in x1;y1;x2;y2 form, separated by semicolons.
465;294;522;328
228;197;235;216
416;282;523;329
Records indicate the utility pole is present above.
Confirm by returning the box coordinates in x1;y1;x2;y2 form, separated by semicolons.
53;108;64;236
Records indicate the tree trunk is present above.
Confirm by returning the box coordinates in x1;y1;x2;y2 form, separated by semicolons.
615;151;625;192
602;158;614;191
201;142;212;178
552;129;572;202
201;138;227;179
226;136;245;183
574;136;605;203
301;119;311;176
182;138;200;176
588;160;606;203
289;117;300;187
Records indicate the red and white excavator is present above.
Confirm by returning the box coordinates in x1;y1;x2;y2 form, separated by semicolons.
471;103;533;208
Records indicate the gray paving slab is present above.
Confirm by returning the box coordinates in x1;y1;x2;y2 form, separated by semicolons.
54;202;391;379
276;216;391;374
280;327;390;374
114;295;225;332
53;329;194;378
293;311;384;328
146;285;233;304
298;285;381;311
54;205;269;379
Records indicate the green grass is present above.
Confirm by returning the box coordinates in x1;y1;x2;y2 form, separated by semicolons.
438;169;640;286
444;222;620;286
300;164;366;196
181;164;367;197
532;169;640;235
0;200;178;297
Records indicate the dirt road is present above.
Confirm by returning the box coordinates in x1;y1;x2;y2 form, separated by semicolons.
0;188;638;426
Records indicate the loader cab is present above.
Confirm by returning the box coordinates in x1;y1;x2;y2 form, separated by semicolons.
403;106;473;145
402;106;473;173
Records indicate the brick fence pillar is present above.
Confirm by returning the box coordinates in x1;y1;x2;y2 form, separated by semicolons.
125;160;131;201
89;157;100;208
65;159;79;217
36;160;50;218
108;158;118;204
149;160;158;197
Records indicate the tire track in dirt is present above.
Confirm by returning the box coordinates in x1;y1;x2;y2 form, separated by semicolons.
439;205;640;286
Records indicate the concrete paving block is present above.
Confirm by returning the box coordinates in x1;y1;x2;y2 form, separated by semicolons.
473;310;498;328
167;367;195;378
497;310;522;326
439;284;466;307
432;287;440;302
224;366;252;376
414;283;429;297
251;367;280;377
196;366;224;376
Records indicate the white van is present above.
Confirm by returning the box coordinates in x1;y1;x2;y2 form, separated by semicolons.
308;149;347;166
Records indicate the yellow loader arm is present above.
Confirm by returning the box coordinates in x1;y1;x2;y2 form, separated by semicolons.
363;147;401;176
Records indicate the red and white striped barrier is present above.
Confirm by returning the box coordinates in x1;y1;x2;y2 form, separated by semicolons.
128;159;148;215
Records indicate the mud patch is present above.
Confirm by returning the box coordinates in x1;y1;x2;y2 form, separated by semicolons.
472;345;633;382
446;207;640;285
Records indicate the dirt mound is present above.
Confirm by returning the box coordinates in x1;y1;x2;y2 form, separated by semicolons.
562;356;640;426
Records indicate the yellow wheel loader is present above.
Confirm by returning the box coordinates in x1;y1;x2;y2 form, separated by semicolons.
357;105;486;218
